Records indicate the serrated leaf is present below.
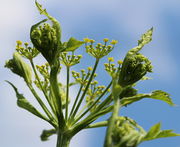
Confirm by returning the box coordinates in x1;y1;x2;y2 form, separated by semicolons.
40;129;56;141
121;90;174;106
149;90;174;106
143;123;180;141
129;27;153;54
6;81;49;121
35;0;48;16
138;27;153;47
65;37;84;52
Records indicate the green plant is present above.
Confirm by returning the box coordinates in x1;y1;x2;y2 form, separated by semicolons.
5;1;180;147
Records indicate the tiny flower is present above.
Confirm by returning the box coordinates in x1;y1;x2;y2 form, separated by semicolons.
24;42;29;46
89;39;95;43
77;55;83;59
110;40;118;45
108;57;114;62
81;69;85;73
88;67;93;71
103;38;109;42
83;38;90;43
16;40;22;46
118;60;123;65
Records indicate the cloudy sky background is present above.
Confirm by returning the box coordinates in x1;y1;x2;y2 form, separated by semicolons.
0;0;180;147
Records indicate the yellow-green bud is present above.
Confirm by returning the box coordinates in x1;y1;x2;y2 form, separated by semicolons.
88;66;93;71
5;52;32;84
16;40;22;46
89;39;95;43
83;38;90;43
118;60;123;65
110;40;118;45
108;57;114;62
103;38;109;42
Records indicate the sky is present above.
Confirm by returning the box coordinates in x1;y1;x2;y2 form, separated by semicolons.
0;0;180;147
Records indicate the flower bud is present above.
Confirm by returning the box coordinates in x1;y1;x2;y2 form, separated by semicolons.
118;28;153;87
30;19;60;65
118;53;152;87
112;117;143;147
5;52;32;84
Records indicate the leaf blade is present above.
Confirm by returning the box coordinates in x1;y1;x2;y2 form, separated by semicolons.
65;37;84;52
121;90;174;106
6;81;49;122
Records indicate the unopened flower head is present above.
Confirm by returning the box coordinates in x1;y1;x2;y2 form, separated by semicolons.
84;38;90;43
16;40;22;46
118;60;123;65
108;57;114;62
110;40;118;45
88;66;93;71
103;38;109;42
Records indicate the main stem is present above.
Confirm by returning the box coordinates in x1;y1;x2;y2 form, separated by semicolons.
56;131;71;147
104;97;120;147
65;66;70;120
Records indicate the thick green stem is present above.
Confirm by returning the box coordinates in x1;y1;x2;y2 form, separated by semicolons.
104;97;120;147
65;66;70;120
50;64;65;129
56;131;71;147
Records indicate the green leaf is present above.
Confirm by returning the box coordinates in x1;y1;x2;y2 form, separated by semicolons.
6;81;49;121
138;27;153;47
155;130;180;139
121;90;174;106
143;123;161;141
35;0;48;16
149;90;174;106
65;37;84;52
143;123;180;141
121;93;150;106
40;129;56;141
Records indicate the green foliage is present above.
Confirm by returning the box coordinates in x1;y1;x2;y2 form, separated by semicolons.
64;37;84;52
5;1;179;147
40;129;56;141
121;90;174;106
6;81;48;121
143;123;180;141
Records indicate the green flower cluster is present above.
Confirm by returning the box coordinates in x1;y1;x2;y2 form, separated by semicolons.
4;1;179;147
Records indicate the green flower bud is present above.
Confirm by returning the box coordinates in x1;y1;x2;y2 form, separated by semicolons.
119;52;152;87
30;19;60;65
118;28;153;87
30;2;62;65
112;117;143;147
5;52;32;84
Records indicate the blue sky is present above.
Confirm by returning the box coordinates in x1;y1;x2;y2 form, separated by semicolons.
0;0;180;147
